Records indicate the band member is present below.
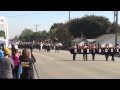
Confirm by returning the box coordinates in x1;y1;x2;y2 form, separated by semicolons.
73;43;77;61
40;42;43;51
104;44;110;61
30;43;33;54
109;46;115;61
91;44;97;61
55;43;59;52
114;44;120;60
38;43;40;51
47;43;51;52
69;43;78;61
116;44;120;52
83;43;88;61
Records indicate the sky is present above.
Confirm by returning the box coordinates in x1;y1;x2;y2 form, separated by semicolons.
0;11;119;39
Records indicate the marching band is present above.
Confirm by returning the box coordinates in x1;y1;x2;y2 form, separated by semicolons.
69;43;120;61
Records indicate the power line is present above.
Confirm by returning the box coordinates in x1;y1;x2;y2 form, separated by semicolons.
6;11;59;17
78;11;109;13
6;11;109;18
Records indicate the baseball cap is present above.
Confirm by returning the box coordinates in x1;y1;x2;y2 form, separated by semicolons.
4;48;10;55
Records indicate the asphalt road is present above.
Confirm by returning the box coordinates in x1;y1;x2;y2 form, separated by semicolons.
20;49;120;79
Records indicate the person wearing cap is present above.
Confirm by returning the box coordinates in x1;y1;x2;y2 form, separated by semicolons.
0;48;15;79
0;45;4;59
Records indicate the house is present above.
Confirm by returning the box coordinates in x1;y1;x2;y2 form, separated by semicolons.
94;34;120;47
71;34;120;47
71;37;87;45
71;37;96;46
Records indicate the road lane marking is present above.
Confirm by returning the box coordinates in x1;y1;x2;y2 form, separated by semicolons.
34;52;55;60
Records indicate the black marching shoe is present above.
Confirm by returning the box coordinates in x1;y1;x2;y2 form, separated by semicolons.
111;59;114;61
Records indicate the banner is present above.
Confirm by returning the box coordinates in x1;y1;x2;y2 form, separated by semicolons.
69;48;120;54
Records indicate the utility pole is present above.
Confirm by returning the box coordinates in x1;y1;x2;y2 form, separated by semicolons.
115;11;118;46
68;11;71;46
69;11;70;23
34;25;39;32
114;11;115;24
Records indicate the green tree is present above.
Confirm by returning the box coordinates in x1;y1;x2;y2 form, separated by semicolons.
0;30;5;38
57;23;74;43
21;28;33;36
19;28;33;41
109;23;116;33
48;28;57;39
14;36;19;41
69;15;111;39
109;23;120;34
50;23;63;30
49;23;63;41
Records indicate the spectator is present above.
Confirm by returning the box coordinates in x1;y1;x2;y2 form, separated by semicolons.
11;49;20;79
0;48;14;79
20;49;36;79
0;45;4;59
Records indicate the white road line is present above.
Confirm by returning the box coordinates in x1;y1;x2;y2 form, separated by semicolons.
34;52;55;60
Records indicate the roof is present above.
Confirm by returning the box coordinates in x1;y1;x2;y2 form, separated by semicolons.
95;34;115;42
71;38;82;43
95;34;120;46
87;39;96;42
71;37;87;43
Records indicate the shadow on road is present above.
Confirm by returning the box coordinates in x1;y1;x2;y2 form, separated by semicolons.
55;60;107;61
